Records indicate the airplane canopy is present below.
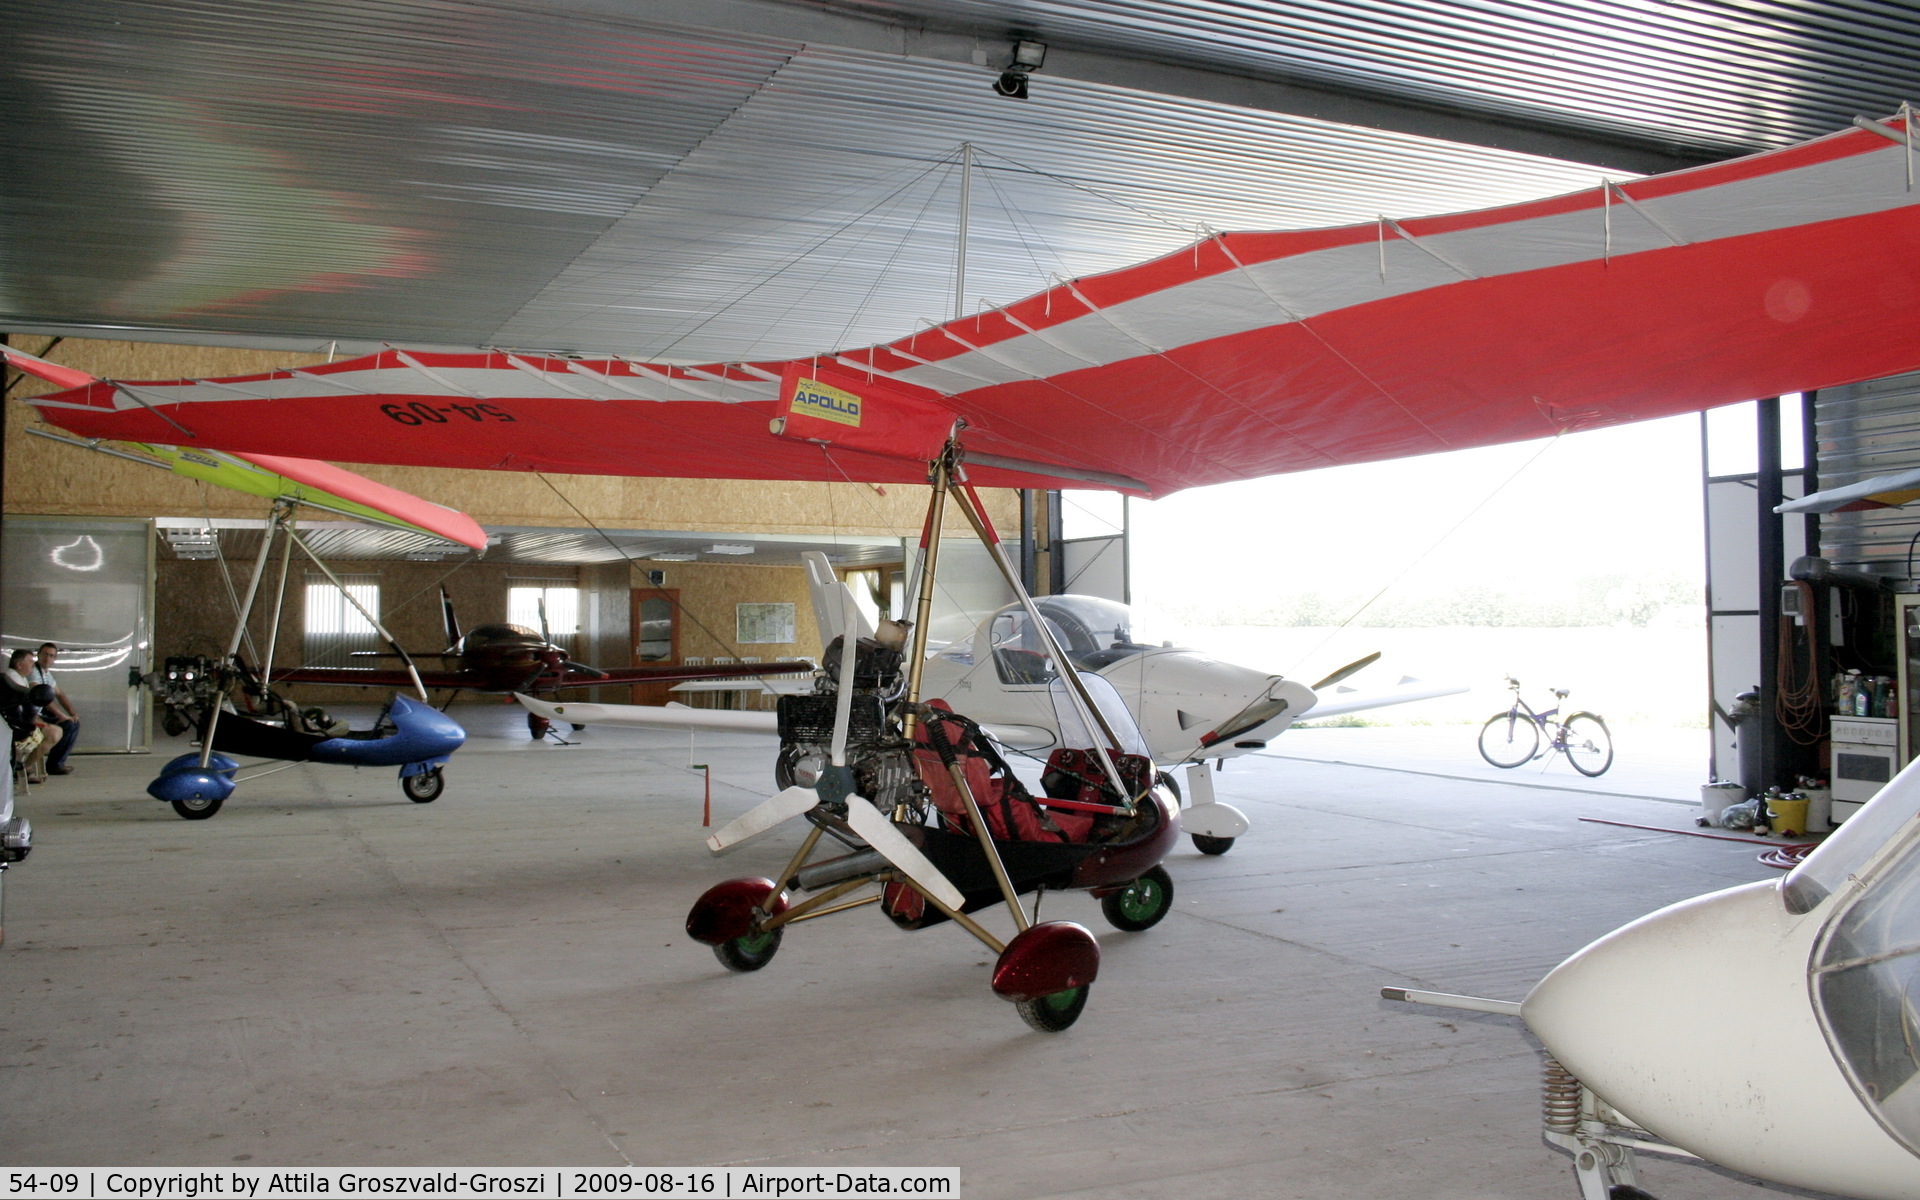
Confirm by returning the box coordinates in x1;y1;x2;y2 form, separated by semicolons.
20;118;1920;496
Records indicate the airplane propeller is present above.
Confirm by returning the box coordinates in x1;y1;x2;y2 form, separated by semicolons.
440;586;462;649
704;572;965;913
1311;651;1382;692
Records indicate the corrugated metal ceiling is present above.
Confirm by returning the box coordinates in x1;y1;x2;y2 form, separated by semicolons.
833;0;1920;157
4;0;1917;363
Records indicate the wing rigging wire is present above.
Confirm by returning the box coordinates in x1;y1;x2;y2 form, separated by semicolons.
732;158;964;362
642;156;961;362
825;153;969;354
502;153;955;352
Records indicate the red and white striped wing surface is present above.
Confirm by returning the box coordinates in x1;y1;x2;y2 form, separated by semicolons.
27;121;1920;497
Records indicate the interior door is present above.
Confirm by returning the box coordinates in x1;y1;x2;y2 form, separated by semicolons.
630;588;679;706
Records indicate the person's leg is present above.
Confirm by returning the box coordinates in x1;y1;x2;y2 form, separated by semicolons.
46;718;77;771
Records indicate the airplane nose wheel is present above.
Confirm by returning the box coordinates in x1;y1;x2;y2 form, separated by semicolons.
1190;833;1235;855
1101;865;1174;931
402;769;445;803
1015;985;1090;1032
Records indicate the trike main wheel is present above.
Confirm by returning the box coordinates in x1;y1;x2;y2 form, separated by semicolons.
1478;711;1539;769
1101;865;1174;931
171;794;224;820
713;926;782;972
1191;833;1235;855
1015;984;1090;1032
402;769;444;803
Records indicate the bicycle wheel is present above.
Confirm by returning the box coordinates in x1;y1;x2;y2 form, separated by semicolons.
1561;713;1613;777
1478;711;1540;769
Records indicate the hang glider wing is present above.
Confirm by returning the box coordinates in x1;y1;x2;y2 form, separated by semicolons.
8;349;486;548
18;118;1920;495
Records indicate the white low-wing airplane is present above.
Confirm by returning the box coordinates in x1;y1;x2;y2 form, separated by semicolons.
1387;757;1920;1199
519;552;1462;854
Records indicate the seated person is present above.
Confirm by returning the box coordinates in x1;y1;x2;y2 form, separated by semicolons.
1;653;55;783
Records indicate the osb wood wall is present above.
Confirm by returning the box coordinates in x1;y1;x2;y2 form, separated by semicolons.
639;560;825;665
155;553;822;709
4;335;1018;536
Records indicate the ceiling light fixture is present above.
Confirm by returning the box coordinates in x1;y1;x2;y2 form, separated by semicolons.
707;544;754;555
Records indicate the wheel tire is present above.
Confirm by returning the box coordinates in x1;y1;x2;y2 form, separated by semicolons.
171;794;224;820
713;927;782;972
1101;865;1174;931
402;769;444;803
527;713;549;740
1157;771;1182;802
1191;833;1235;856
1561;713;1614;777
1015;984;1090;1032
1478;711;1540;769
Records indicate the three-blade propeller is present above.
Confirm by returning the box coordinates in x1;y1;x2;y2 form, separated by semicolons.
705;572;965;912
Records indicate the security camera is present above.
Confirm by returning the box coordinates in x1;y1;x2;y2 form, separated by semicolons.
992;70;1029;99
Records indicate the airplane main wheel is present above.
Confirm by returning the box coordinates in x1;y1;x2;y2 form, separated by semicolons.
1191;833;1235;855
527;712;550;740
1101;865;1174;931
402;770;444;803
713;926;782;972
171;794;224;820
1015;984;1090;1032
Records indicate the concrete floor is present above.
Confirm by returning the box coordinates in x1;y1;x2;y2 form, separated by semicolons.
0;707;1812;1197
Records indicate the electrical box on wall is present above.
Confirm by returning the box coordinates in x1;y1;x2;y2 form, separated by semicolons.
647;569;666;586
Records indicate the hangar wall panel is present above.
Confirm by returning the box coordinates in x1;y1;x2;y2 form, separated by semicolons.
1816;372;1920;579
1;516;152;751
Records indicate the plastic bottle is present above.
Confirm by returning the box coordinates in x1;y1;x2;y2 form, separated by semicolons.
1839;671;1860;716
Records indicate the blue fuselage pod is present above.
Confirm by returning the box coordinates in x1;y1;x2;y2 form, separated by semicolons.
307;695;467;767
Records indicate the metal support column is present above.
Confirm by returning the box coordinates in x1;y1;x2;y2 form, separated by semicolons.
1045;489;1064;597
1757;396;1785;792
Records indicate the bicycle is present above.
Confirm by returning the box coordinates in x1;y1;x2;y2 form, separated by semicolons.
1477;677;1613;777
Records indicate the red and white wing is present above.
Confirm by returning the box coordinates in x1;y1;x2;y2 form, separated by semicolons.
24;119;1920;495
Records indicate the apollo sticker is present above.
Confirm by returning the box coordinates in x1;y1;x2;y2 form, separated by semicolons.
789;377;862;427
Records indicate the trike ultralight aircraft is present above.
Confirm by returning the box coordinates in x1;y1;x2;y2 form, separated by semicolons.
686;429;1183;1032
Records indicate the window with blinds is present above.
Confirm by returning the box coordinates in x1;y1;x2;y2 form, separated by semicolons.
304;574;382;669
508;584;579;652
